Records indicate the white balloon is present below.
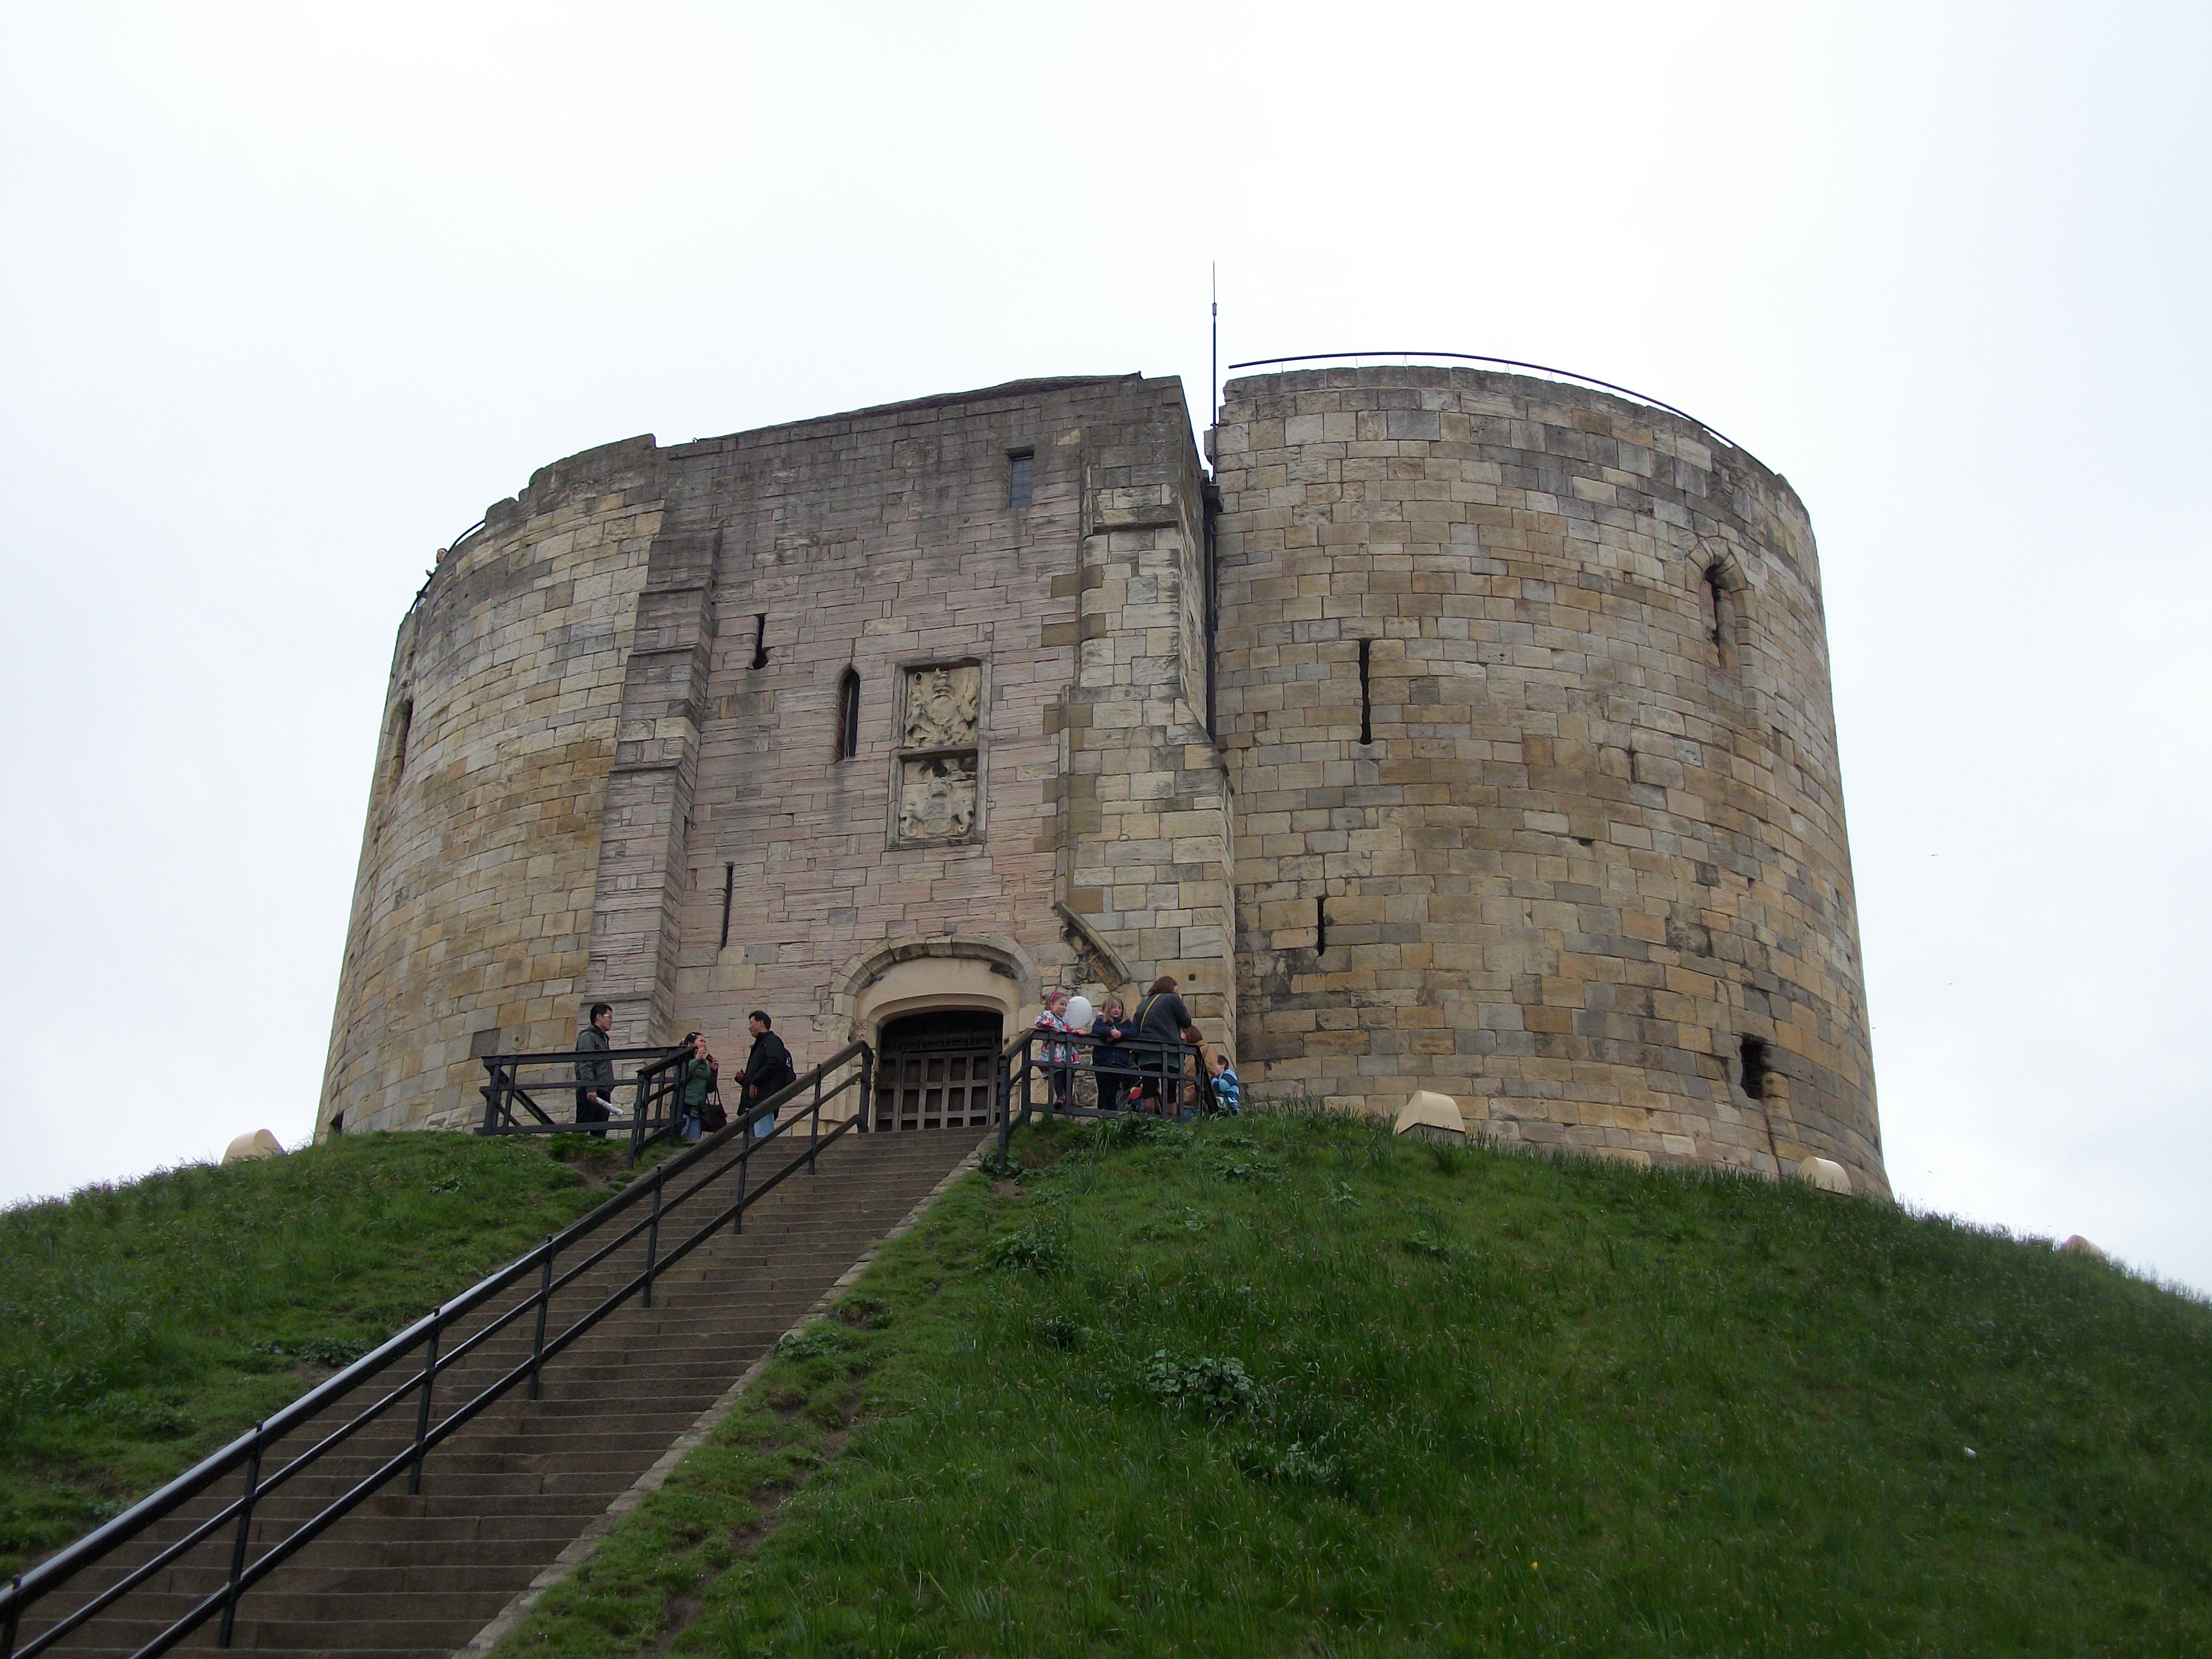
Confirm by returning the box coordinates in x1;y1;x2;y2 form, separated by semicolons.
1064;995;1094;1030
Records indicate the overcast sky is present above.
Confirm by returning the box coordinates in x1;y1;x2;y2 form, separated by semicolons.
3;2;2205;1291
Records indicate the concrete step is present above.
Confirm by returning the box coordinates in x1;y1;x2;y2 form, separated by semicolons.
66;1555;559;1598
44;1614;491;1652
290;1443;707;1479
45;1589;511;1627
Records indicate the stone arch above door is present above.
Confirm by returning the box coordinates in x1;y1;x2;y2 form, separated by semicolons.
825;935;1040;1045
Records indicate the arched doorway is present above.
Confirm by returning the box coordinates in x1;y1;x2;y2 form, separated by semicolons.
875;1009;1002;1131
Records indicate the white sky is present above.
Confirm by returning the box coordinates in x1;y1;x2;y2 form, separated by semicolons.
3;2;2205;1292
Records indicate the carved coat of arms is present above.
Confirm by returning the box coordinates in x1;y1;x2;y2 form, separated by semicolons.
896;664;982;844
902;662;980;750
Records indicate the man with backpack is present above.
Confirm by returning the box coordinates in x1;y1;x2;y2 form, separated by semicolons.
739;1010;796;1139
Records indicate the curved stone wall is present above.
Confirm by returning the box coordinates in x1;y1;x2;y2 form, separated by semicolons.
1212;367;1885;1194
319;438;664;1135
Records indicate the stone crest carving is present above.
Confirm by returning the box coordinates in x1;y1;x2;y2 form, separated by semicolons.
898;753;978;843
902;662;980;752
893;661;982;844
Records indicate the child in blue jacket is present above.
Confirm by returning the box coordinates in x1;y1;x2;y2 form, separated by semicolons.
1205;1046;1242;1115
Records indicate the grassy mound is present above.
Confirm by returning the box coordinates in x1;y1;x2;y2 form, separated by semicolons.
500;1111;2212;1658
0;1131;627;1573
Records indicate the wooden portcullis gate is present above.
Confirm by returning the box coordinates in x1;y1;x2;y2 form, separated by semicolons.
873;1009;1001;1131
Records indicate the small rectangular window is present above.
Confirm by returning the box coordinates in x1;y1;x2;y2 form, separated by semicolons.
1739;1036;1771;1101
388;698;413;788
836;668;861;761
1008;450;1034;510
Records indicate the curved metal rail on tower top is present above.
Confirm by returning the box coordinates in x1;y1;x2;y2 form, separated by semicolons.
1223;352;1742;454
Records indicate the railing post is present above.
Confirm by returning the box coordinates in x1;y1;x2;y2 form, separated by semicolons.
407;1311;441;1496
858;1044;873;1133
216;1431;264;1648
628;1069;646;1166
808;1069;822;1175
643;1168;664;1309
733;1136;748;1235
528;1244;553;1400
1044;1030;1059;1125
996;1045;1012;1153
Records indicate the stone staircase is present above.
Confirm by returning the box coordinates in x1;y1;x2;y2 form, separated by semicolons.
18;1128;980;1659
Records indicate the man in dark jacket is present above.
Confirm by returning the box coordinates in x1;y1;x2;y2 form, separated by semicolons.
573;1002;615;1137
739;1010;796;1138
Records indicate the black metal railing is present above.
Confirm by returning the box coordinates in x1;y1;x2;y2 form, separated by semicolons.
0;1042;874;1659
994;1024;1211;1152
1222;352;1744;453
476;1044;694;1164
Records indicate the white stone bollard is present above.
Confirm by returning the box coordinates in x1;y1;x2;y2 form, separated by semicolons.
1796;1155;1851;1194
222;1129;285;1165
1393;1090;1467;1144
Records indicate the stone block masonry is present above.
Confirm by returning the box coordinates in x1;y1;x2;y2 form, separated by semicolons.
322;378;1237;1136
660;374;1233;1062
321;438;662;1135
321;364;1885;1199
1212;367;1885;1196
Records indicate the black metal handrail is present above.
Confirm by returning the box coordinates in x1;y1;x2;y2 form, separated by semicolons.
476;1043;692;1165
0;1042;874;1659
994;1023;1209;1152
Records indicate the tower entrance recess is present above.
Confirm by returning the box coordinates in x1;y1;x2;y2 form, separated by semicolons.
874;1010;1001;1131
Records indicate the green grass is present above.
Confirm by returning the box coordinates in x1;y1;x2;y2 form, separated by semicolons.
0;1131;633;1573
498;1110;2212;1658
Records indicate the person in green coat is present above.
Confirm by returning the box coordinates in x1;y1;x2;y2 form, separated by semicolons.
677;1031;718;1144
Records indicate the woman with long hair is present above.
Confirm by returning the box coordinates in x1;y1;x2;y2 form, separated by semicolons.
1131;975;1196;1116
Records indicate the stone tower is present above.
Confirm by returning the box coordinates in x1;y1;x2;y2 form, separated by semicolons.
1211;367;1883;1194
321;363;1885;1197
321;377;1233;1141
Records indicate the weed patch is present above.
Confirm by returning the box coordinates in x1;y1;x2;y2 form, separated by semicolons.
977;1220;1070;1275
770;1326;852;1364
1212;1157;1280;1183
1138;1350;1262;1418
